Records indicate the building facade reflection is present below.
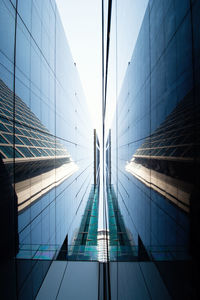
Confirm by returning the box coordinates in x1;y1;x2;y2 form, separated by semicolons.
0;0;93;298
1;0;200;299
110;0;200;261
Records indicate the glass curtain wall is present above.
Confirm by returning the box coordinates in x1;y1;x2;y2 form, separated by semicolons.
0;0;93;298
1;0;200;299
106;0;200;298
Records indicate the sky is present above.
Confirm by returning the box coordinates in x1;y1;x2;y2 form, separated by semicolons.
56;0;149;135
55;0;149;230
55;0;102;133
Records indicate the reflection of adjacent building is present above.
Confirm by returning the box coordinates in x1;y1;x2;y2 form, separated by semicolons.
107;185;137;261
106;130;137;261
0;0;94;299
0;79;78;212
67;183;137;262
67;185;99;261
126;92;200;213
1;0;200;298
65;131;100;261
109;0;200;271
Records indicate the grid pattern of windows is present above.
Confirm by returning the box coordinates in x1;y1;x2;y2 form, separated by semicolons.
0;2;93;297
0;79;69;160
134;93;200;161
109;0;200;261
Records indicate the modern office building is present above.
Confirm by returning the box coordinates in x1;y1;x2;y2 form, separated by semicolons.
1;0;200;299
108;0;200;297
110;0;200;252
0;0;94;298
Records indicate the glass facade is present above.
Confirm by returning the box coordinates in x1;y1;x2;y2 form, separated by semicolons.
1;0;200;299
0;0;93;298
109;0;200;256
107;0;200;297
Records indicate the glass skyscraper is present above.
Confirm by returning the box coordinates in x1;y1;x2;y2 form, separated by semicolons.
1;0;94;298
108;0;200;298
1;0;200;299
